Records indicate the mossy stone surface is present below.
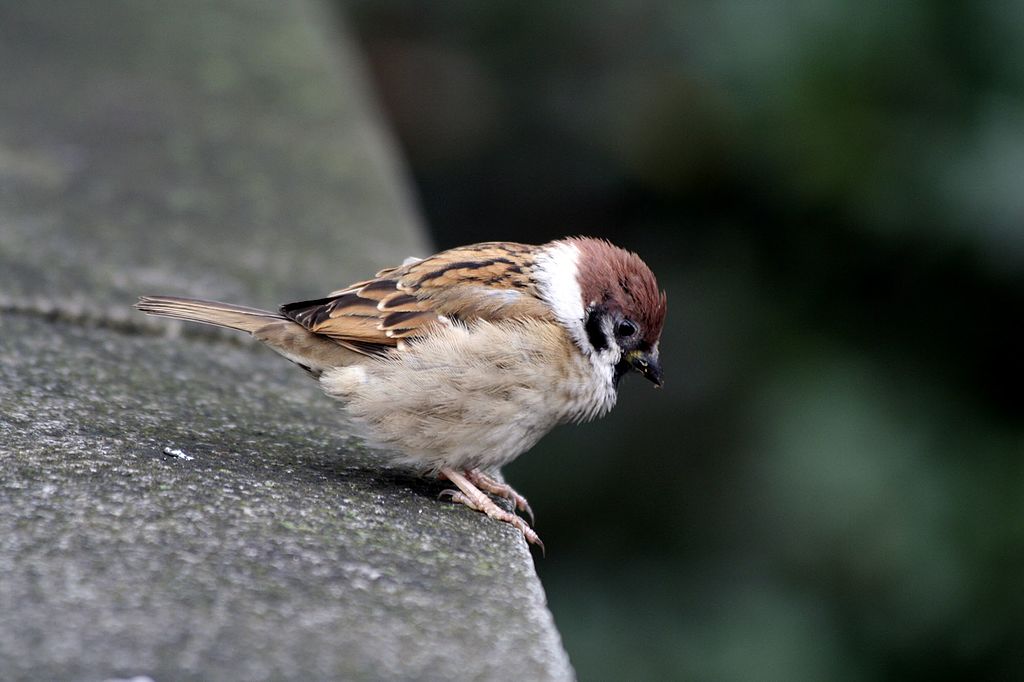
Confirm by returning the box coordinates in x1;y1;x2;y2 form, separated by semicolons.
0;315;570;680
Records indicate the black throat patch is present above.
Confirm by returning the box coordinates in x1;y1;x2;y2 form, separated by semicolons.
613;358;631;387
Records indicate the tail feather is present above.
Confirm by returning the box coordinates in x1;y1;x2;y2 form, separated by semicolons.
136;295;362;375
136;296;284;334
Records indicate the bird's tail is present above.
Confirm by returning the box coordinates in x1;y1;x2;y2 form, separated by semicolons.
135;296;284;333
136;295;362;376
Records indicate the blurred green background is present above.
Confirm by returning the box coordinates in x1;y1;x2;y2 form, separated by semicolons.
345;2;1023;680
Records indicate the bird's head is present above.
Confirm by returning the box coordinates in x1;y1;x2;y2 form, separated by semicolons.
535;237;666;388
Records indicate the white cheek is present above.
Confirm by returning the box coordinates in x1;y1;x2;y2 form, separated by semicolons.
534;241;586;348
535;241;622;397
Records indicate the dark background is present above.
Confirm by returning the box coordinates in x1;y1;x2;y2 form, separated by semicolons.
346;2;1023;680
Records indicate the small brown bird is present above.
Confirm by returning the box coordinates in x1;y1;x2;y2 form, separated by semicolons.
137;237;666;550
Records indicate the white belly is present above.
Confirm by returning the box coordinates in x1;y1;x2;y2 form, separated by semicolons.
319;318;617;472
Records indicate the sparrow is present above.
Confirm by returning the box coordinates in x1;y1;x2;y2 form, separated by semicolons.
136;237;666;550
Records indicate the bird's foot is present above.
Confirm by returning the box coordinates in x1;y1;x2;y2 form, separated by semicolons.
465;468;535;526
439;467;544;554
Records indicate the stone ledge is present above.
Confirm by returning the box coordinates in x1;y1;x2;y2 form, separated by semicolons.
0;0;572;678
0;313;571;680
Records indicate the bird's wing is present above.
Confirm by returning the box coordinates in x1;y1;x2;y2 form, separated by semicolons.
280;242;552;356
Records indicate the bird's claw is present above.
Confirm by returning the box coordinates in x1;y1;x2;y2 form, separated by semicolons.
439;468;544;554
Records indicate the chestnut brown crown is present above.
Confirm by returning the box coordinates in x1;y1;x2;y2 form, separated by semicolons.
571;237;667;348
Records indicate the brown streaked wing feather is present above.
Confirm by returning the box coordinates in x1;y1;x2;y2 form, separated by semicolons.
281;241;552;355
399;244;537;289
394;242;551;321
281;289;404;353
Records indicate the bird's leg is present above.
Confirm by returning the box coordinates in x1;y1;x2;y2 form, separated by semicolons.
465;468;535;526
439;467;544;553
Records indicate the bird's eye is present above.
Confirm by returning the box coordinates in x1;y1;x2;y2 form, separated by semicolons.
617;320;638;337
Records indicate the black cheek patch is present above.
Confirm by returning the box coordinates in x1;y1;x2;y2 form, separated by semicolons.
585;310;609;352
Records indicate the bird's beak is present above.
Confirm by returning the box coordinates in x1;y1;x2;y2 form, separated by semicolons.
626;348;663;387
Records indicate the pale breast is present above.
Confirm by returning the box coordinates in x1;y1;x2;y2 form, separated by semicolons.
318;318;617;472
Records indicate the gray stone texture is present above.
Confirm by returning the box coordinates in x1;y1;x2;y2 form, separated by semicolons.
0;2;573;680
